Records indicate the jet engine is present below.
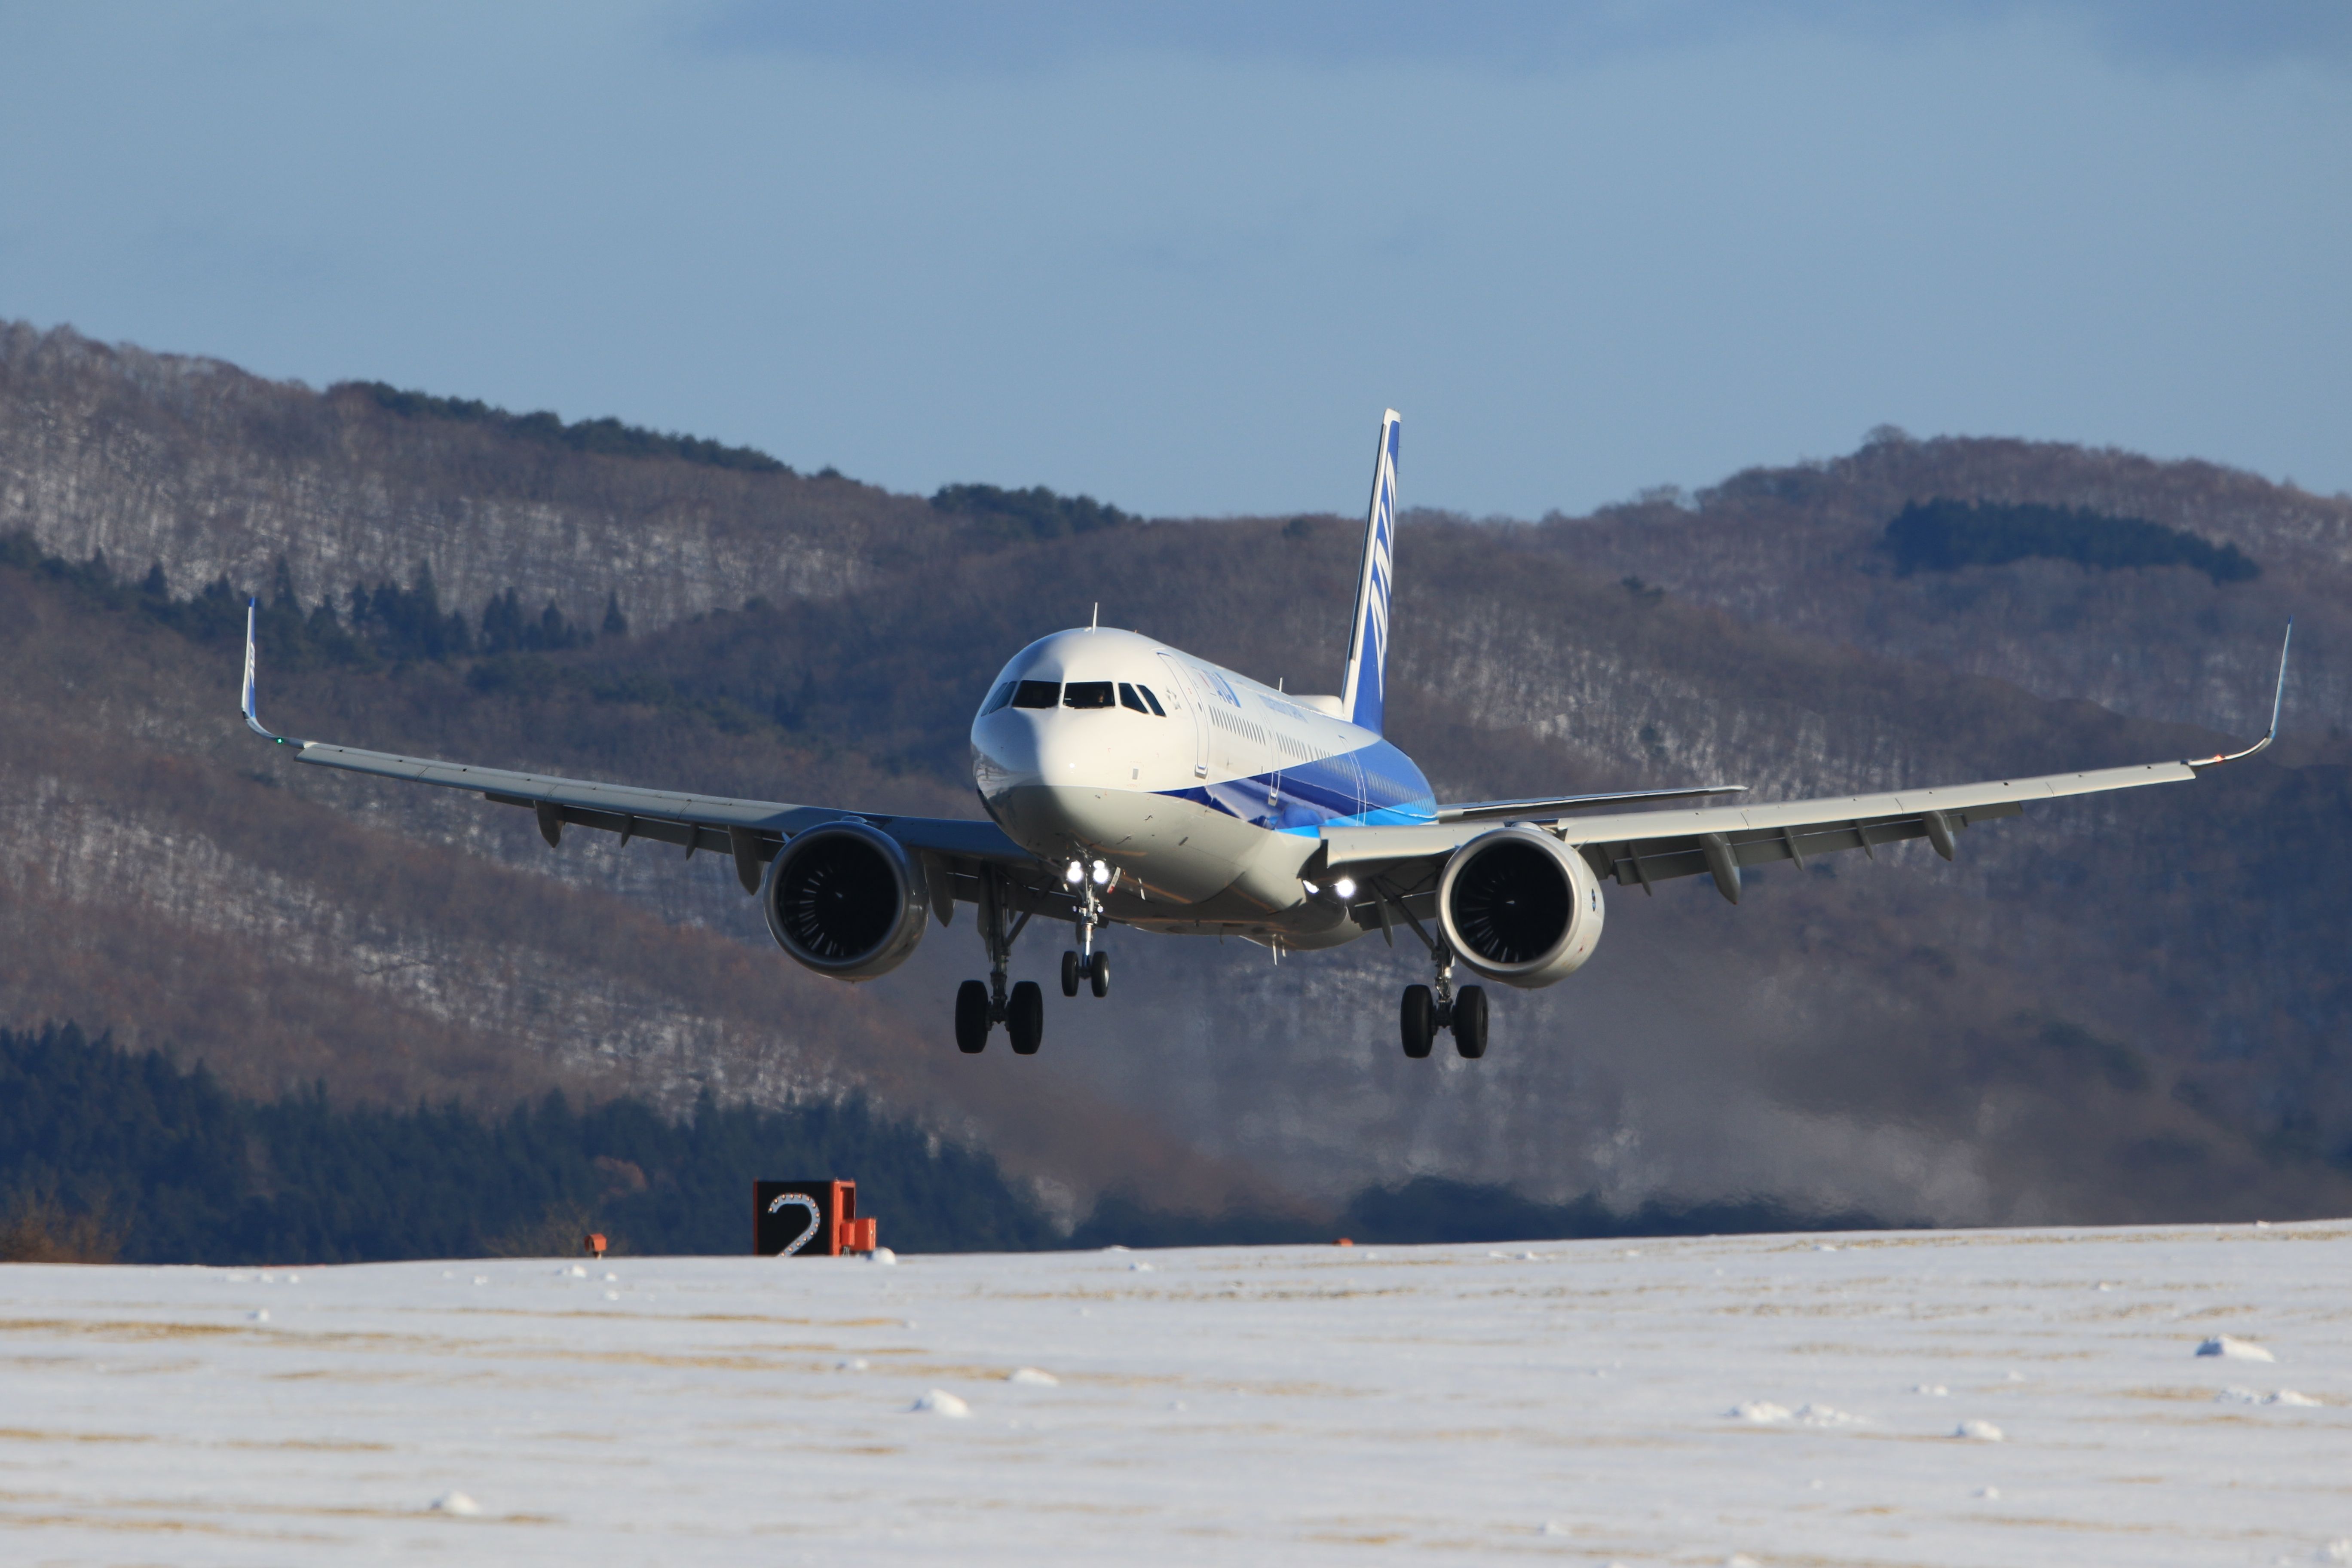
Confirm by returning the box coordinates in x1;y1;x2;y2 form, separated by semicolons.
760;820;931;981
1435;827;1606;989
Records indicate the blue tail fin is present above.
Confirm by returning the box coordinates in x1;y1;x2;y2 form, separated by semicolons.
1339;410;1401;735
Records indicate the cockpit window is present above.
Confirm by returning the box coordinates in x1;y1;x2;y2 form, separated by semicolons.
981;681;1017;715
1117;682;1148;714
1062;680;1115;710
1011;680;1061;709
1137;684;1167;717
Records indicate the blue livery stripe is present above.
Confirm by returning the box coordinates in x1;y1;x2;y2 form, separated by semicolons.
1156;737;1434;834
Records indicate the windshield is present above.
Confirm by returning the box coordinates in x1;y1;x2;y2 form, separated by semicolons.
1010;680;1061;709
1062;681;1115;709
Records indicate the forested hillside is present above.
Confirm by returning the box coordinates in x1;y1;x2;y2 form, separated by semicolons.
3;319;2348;1243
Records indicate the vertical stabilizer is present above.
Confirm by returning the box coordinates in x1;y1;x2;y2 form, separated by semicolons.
1338;410;1402;735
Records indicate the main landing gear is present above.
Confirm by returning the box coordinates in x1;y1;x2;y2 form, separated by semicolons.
956;871;1044;1056
1400;950;1487;1060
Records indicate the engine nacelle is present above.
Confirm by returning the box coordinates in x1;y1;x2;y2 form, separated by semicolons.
1436;827;1606;989
760;820;931;981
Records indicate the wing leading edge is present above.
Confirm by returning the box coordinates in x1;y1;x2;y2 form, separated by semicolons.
240;602;1041;899
1317;623;2292;908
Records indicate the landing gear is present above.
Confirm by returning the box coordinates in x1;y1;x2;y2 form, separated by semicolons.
958;870;1041;1054
1063;949;1110;998
1399;948;1491;1059
1400;985;1436;1058
1452;985;1488;1059
955;980;990;1054
1006;981;1044;1055
1063;863;1110;999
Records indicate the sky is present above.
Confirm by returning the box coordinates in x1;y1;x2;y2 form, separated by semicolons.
2;2;2347;519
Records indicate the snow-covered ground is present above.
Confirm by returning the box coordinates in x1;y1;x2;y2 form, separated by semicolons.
3;1222;2348;1565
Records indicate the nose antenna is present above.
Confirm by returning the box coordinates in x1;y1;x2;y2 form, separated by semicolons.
1090;602;1099;632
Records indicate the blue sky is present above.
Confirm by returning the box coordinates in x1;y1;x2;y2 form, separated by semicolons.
2;2;2346;517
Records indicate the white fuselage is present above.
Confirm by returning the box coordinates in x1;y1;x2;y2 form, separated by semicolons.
970;628;1436;948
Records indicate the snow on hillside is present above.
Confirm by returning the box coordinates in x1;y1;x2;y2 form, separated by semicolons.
3;1222;2347;1565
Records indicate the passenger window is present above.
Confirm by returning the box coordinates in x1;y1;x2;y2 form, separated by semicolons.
981;681;1017;715
1118;682;1148;714
1011;680;1061;709
1136;685;1167;717
1063;680;1115;709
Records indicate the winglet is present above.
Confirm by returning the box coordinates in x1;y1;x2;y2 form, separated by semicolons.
2188;620;2291;769
242;598;290;744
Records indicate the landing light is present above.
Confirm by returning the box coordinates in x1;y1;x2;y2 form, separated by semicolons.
1333;877;1357;900
1301;880;1320;895
1090;860;1111;886
1065;861;1084;884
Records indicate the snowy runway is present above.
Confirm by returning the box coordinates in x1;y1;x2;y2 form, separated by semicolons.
3;1222;2348;1565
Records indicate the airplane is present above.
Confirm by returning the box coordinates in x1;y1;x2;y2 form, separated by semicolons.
241;410;2292;1061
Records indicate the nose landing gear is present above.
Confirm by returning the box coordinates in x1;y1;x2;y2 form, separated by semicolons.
1061;949;1109;998
1061;860;1111;999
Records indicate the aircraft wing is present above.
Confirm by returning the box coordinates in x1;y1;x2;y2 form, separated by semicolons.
241;605;1042;902
1316;625;2291;913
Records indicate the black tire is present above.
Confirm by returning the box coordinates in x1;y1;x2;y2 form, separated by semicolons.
1400;984;1436;1059
1090;950;1110;998
1061;950;1081;998
1008;980;1045;1055
954;980;991;1053
1452;985;1488;1059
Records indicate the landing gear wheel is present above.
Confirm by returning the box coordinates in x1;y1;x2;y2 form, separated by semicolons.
1061;950;1081;998
1007;980;1045;1055
1089;951;1110;998
1400;984;1436;1059
954;980;991;1054
1452;985;1488;1059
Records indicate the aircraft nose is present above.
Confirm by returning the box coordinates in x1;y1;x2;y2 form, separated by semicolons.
1032;716;1122;787
971;710;1042;798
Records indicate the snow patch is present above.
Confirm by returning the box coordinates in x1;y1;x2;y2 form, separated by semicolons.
1130;1262;1155;1273
910;1390;971;1418
1912;1384;1949;1396
248;1309;268;1323
1954;1419;2003;1441
1795;1404;1866;1428
430;1491;482;1516
1730;1402;1792;1424
2197;1335;2275;1361
1008;1368;1059;1386
870;1248;897;1266
2217;1387;2320;1407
